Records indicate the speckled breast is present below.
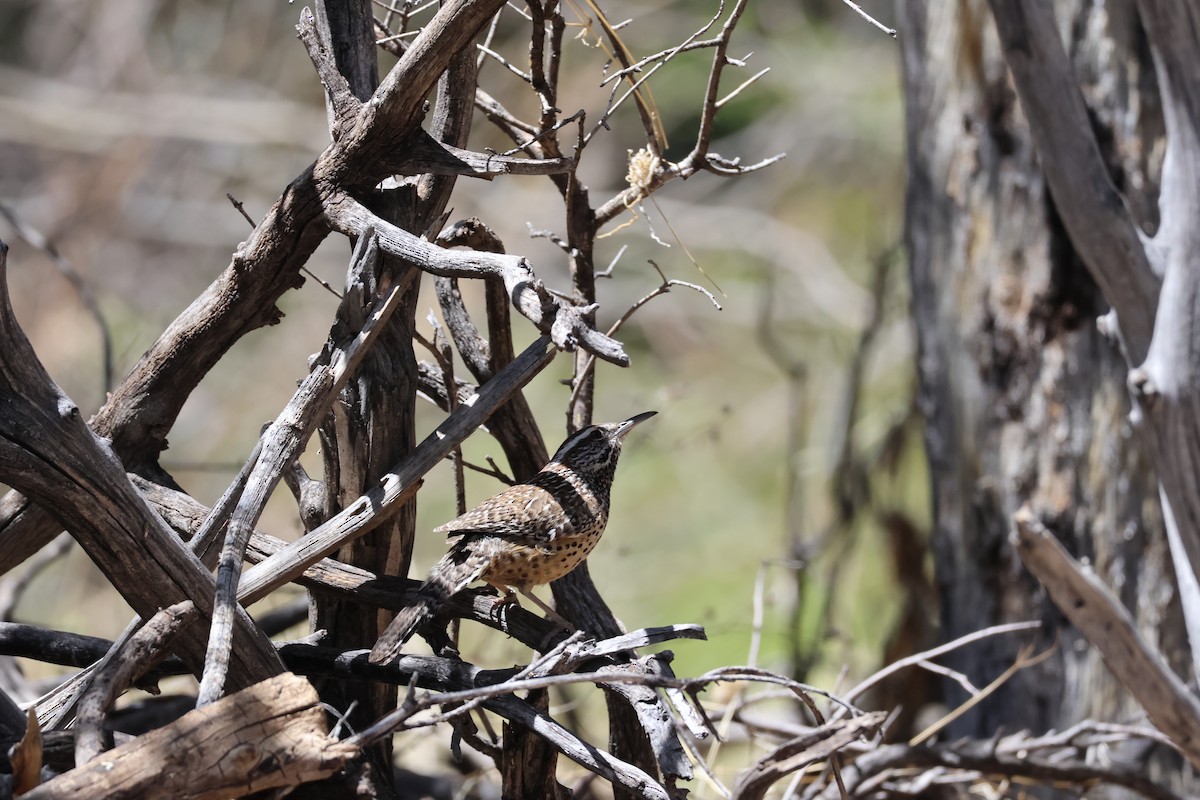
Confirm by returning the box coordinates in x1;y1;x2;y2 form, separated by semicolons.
480;531;603;590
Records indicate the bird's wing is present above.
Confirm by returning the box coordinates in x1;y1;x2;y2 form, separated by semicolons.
434;483;575;545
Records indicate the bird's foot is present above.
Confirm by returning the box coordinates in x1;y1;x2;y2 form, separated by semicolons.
486;586;520;625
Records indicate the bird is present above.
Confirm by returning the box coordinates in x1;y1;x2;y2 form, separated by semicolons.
369;411;656;664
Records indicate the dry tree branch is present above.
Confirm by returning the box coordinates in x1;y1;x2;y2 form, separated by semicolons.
74;601;197;766
592;0;783;228
1013;506;1200;770
573;0;667;151
822;734;1187;800
198;232;408;706
0;0;615;577
908;641;1055;746
324;193;628;364
733;712;887;800
838;0;896;38
0;242;282;691
298;7;361;138
416;317;467;515
24;673;352;800
233;335;559;608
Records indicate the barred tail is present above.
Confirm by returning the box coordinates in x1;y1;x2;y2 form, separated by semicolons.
368;550;484;664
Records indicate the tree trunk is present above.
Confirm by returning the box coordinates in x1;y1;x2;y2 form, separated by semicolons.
900;0;1191;743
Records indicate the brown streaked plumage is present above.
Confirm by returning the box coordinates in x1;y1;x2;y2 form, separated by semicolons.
368;411;656;664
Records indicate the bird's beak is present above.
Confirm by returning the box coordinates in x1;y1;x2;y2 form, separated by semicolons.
615;410;657;440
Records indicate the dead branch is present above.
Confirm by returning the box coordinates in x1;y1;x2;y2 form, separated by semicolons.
0;242;281;689
233;335;559;607
75;601;197;766
832;620;1041;716
23;673;354;800
1013;506;1200;770
0;0;626;578
198;231;406;706
823;736;1186;800
323;193;627;364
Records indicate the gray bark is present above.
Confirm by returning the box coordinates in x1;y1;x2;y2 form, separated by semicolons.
900;0;1191;750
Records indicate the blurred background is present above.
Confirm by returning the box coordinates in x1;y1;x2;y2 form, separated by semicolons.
0;0;916;709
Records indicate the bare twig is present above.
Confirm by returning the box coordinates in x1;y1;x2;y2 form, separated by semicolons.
833;620;1041;716
839;0;896;37
908;641;1055;746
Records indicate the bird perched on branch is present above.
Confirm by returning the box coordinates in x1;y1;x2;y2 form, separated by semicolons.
369;411;657;664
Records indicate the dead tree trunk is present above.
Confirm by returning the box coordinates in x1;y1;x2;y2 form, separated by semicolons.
900;0;1195;750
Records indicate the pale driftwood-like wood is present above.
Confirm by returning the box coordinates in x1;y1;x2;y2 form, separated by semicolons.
75;601;197;766
197;232;404;707
0;243;281;690
323;194;627;365
235;335;559;607
1127;1;1200;673
1013;507;1200;770
23;673;354;800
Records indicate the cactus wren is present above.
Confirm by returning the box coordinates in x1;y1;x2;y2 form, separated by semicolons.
369;411;656;664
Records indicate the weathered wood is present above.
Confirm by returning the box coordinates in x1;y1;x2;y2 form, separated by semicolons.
23;673;354;800
197;231;405;706
0;0;624;579
990;0;1200;676
0;242;282;689
323;194;628;364
75;601;197;767
235;335;559;607
1013;508;1200;770
823;736;1186;800
986;0;1159;359
899;1;1188;739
